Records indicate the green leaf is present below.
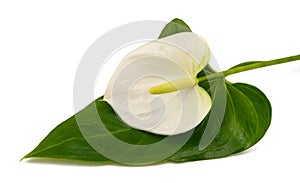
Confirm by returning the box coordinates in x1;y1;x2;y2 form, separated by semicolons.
24;79;271;164
169;80;271;162
158;18;192;38
23;18;272;165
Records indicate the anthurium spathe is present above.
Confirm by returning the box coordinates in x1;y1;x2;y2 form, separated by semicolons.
104;32;212;135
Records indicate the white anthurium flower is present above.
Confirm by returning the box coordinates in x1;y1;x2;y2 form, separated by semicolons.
104;32;212;135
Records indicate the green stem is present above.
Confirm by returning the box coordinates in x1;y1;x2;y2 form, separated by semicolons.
150;54;300;95
198;54;300;83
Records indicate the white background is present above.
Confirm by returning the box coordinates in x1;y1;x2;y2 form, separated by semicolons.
1;0;300;182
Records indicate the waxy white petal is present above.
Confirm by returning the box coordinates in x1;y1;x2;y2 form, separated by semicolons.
104;32;212;135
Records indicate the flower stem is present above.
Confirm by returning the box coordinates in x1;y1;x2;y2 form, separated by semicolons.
198;54;300;83
150;54;300;95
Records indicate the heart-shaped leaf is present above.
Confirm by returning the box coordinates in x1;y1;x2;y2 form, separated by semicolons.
23;77;271;164
23;18;272;165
